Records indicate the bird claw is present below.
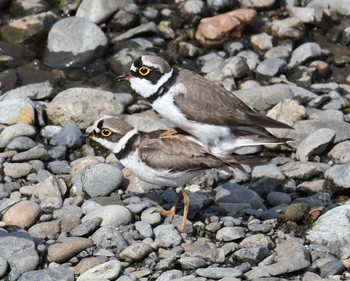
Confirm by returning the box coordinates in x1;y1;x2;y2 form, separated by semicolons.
155;205;176;222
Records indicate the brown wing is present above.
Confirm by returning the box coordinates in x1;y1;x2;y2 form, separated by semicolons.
174;68;291;129
138;133;243;172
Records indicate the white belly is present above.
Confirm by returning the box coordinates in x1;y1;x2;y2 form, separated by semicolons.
120;150;203;187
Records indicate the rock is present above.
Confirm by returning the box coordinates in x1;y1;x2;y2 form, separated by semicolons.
69;217;102;237
49;122;83;149
17;267;74;281
0;256;8;279
215;182;265;210
76;260;122;281
73;256;108;275
12;144;49;162
44;17;107;68
271;17;305;41
195;8;257;47
0;124;36;148
216;227;246;242
256;58;287;77
72;163;123;198
111;22;158;44
156;270;182;281
47;237;94;263
296;128;336;161
267;192;292;206
233;246;270;265
6;136;36;151
324;164;350;195
135;220;153;238
0;233;39;273
178;257;207;270
140;207;162;225
252;164;285;180
289;6;323;23
32;176;66;202
0;11;59;44
119;242;153;262
154;224;182;248
3;162;33;178
328;141;350;162
289;42;322;68
91;226;128;255
250;32;273;51
28;220;60;239
3;200;41;228
76;0;132;24
196;267;242;278
82;205;132;228
0;98;34;125
278;203;310;223
46;87;124;130
280;161;330;180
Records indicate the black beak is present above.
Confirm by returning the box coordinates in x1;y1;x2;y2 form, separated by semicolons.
116;73;132;82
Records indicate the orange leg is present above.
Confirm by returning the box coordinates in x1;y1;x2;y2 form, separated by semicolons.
156;189;190;233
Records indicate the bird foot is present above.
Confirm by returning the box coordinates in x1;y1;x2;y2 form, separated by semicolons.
155;205;176;223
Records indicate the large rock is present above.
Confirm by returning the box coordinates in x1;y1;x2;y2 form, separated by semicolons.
46;87;124;129
43;17;108;68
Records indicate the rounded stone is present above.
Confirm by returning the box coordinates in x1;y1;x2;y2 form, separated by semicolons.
81;205;132;228
119;242;153;262
3;200;41;228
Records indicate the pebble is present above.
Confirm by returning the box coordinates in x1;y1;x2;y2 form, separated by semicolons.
82;204;132;227
3;200;41;228
18;267;74;281
154;224;182;248
289;42;322;68
216;226;246;242
0;124;36;148
119;242;153;262
76;260;122;281
47;237;94;263
196;267;242;278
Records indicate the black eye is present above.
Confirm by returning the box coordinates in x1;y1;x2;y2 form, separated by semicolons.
100;128;112;137
139;66;151;76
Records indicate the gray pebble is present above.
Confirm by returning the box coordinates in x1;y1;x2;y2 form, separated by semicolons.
135;221;153;238
12;144;49;162
178;257;206;270
154;224;182;248
0;257;8;278
70;217;102;237
18;266;74;281
267;192;292;206
47;160;71;174
233;246;270;265
76;260;121;281
196;267;242;278
72;163;123;198
0;183;11;199
156;269;182;281
6;136;36;151
216;226;246;242
141;207;162;225
0;124;36;148
296;128;336;161
289;42;321;68
256;58;287;76
91;226;129;255
119;242;153;262
50;122;83;148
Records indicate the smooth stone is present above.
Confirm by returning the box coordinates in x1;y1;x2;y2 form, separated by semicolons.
324;164;350;195
76;260;122;281
6;136;36;151
47;237;94;263
0;256;8;278
72;163;123;198
154;224;182;248
215;182;265;210
216;226;246;242
0;233;39;273
49;122;84;149
135;221;154;238
0;81;54;101
140;207;162;225
0;183;11;199
12;144;49;162
32;176;67;201
296;128;336;161
0;98;34;125
252;164;285;180
91;226;128;255
256;58;287;76
289;42;322;68
178;257;206;270
82;205;132;228
267;192;292;206
280;161;330;180
76;0;132;24
196;267;242;278
0;124;36;148
3;162;33;178
69;217;102;237
46;87;124;130
271;17;305;41
119;242;153;262
233;246;270;265
17;267;74;281
28;220;61;239
3;200;41;228
73;256;109;275
44;16;107;68
155;269;182;281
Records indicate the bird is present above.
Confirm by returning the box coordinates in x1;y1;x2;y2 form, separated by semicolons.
116;55;292;157
86;116;265;232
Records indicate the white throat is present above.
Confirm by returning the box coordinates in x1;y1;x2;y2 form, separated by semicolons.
129;69;174;98
95;128;138;156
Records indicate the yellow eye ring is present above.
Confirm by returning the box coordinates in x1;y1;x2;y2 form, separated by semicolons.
138;66;151;76
100;128;112;137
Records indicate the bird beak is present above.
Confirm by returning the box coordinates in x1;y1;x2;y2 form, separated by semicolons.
84;132;95;140
116;72;132;82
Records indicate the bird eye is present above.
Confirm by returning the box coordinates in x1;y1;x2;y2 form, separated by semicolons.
138;66;151;76
100;128;112;137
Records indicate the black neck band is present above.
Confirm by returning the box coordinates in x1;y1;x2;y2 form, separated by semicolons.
148;69;179;103
114;133;139;160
